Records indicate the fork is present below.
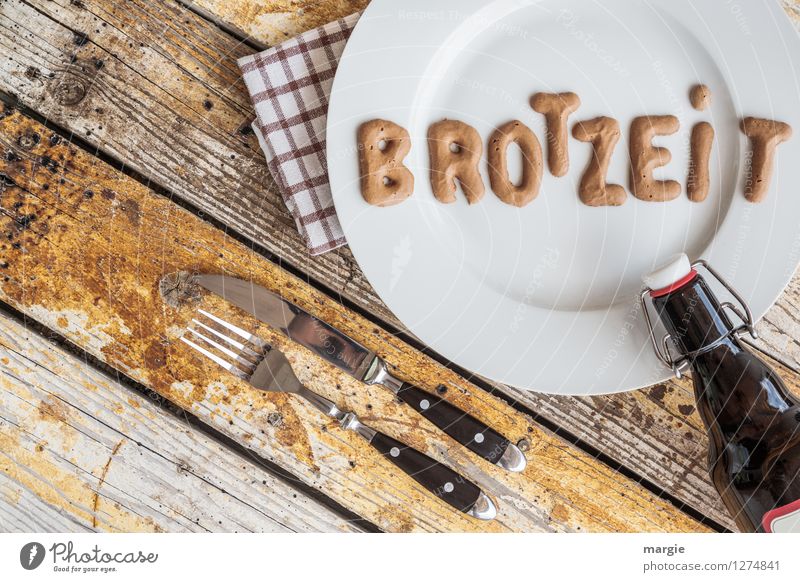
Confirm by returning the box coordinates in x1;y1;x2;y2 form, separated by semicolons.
181;309;497;520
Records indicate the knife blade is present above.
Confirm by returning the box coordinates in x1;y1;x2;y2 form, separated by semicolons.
196;274;526;472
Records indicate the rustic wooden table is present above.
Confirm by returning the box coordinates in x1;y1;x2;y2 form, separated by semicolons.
1;0;799;533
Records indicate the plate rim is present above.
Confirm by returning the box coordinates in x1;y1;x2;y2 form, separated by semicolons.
326;0;800;394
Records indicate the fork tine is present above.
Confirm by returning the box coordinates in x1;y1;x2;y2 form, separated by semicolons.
186;326;255;369
198;309;268;349
181;336;249;379
191;318;262;360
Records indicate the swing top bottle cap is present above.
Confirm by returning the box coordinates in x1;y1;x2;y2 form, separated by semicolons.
643;253;697;297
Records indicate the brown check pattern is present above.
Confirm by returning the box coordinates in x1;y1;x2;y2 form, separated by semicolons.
238;12;362;256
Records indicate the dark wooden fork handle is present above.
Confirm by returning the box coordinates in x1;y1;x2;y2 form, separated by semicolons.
369;432;488;517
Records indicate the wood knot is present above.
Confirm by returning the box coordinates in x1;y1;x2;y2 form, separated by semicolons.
17;131;40;150
159;271;201;308
236;117;256;139
52;78;87;106
49;59;100;107
73;32;89;47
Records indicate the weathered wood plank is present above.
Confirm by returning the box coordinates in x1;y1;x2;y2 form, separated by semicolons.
514;351;800;533
0;109;708;532
1;472;94;532
507;381;734;527
191;0;800;374
0;0;387;323
0;0;739;527
186;0;369;47
753;277;800;372
161;0;800;529
0;310;361;533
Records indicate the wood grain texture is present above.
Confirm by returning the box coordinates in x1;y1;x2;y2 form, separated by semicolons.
187;0;369;47
4;0;797;531
0;0;384;321
169;0;800;530
0;109;708;532
754;277;800;373
0;0;753;528
0;311;360;533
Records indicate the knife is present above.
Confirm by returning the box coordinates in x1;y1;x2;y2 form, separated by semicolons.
196;274;526;472
182;312;497;520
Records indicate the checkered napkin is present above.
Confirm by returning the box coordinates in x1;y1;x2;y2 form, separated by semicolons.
238;12;363;256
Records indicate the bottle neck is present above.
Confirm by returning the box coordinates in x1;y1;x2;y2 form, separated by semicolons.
651;273;735;356
651;273;798;430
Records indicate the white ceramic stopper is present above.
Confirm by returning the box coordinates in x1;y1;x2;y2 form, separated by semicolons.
642;253;692;291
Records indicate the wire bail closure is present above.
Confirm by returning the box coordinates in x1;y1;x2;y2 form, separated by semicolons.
639;260;758;379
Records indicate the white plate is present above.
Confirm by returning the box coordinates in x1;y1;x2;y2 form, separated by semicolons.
327;0;800;395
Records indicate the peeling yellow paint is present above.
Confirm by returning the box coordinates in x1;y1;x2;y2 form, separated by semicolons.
2;484;21;505
25;306;131;354
0;430;155;532
0;110;708;532
191;0;370;46
37;396;70;424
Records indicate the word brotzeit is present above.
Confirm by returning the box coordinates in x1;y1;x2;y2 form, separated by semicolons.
356;86;791;208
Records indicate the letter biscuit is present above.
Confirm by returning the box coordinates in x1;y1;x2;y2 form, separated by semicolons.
629;115;681;202
357;119;414;207
572;117;626;207
740;117;792;203
428;120;485;204
488;120;543;207
531;92;581;177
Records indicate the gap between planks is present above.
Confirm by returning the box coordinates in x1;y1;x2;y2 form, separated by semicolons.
0;0;744;527
0;299;379;532
0;307;363;532
0;107;711;532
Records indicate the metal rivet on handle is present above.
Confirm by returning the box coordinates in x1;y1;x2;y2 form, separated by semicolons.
390;447;400;458
474;433;485;444
443;482;454;493
420;399;430;410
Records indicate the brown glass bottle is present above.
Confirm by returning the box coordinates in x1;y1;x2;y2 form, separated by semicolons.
650;270;800;532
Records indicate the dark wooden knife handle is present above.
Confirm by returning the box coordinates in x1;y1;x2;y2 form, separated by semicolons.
369;431;482;514
396;383;511;465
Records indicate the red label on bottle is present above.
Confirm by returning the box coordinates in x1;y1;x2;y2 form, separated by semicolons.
763;499;800;533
